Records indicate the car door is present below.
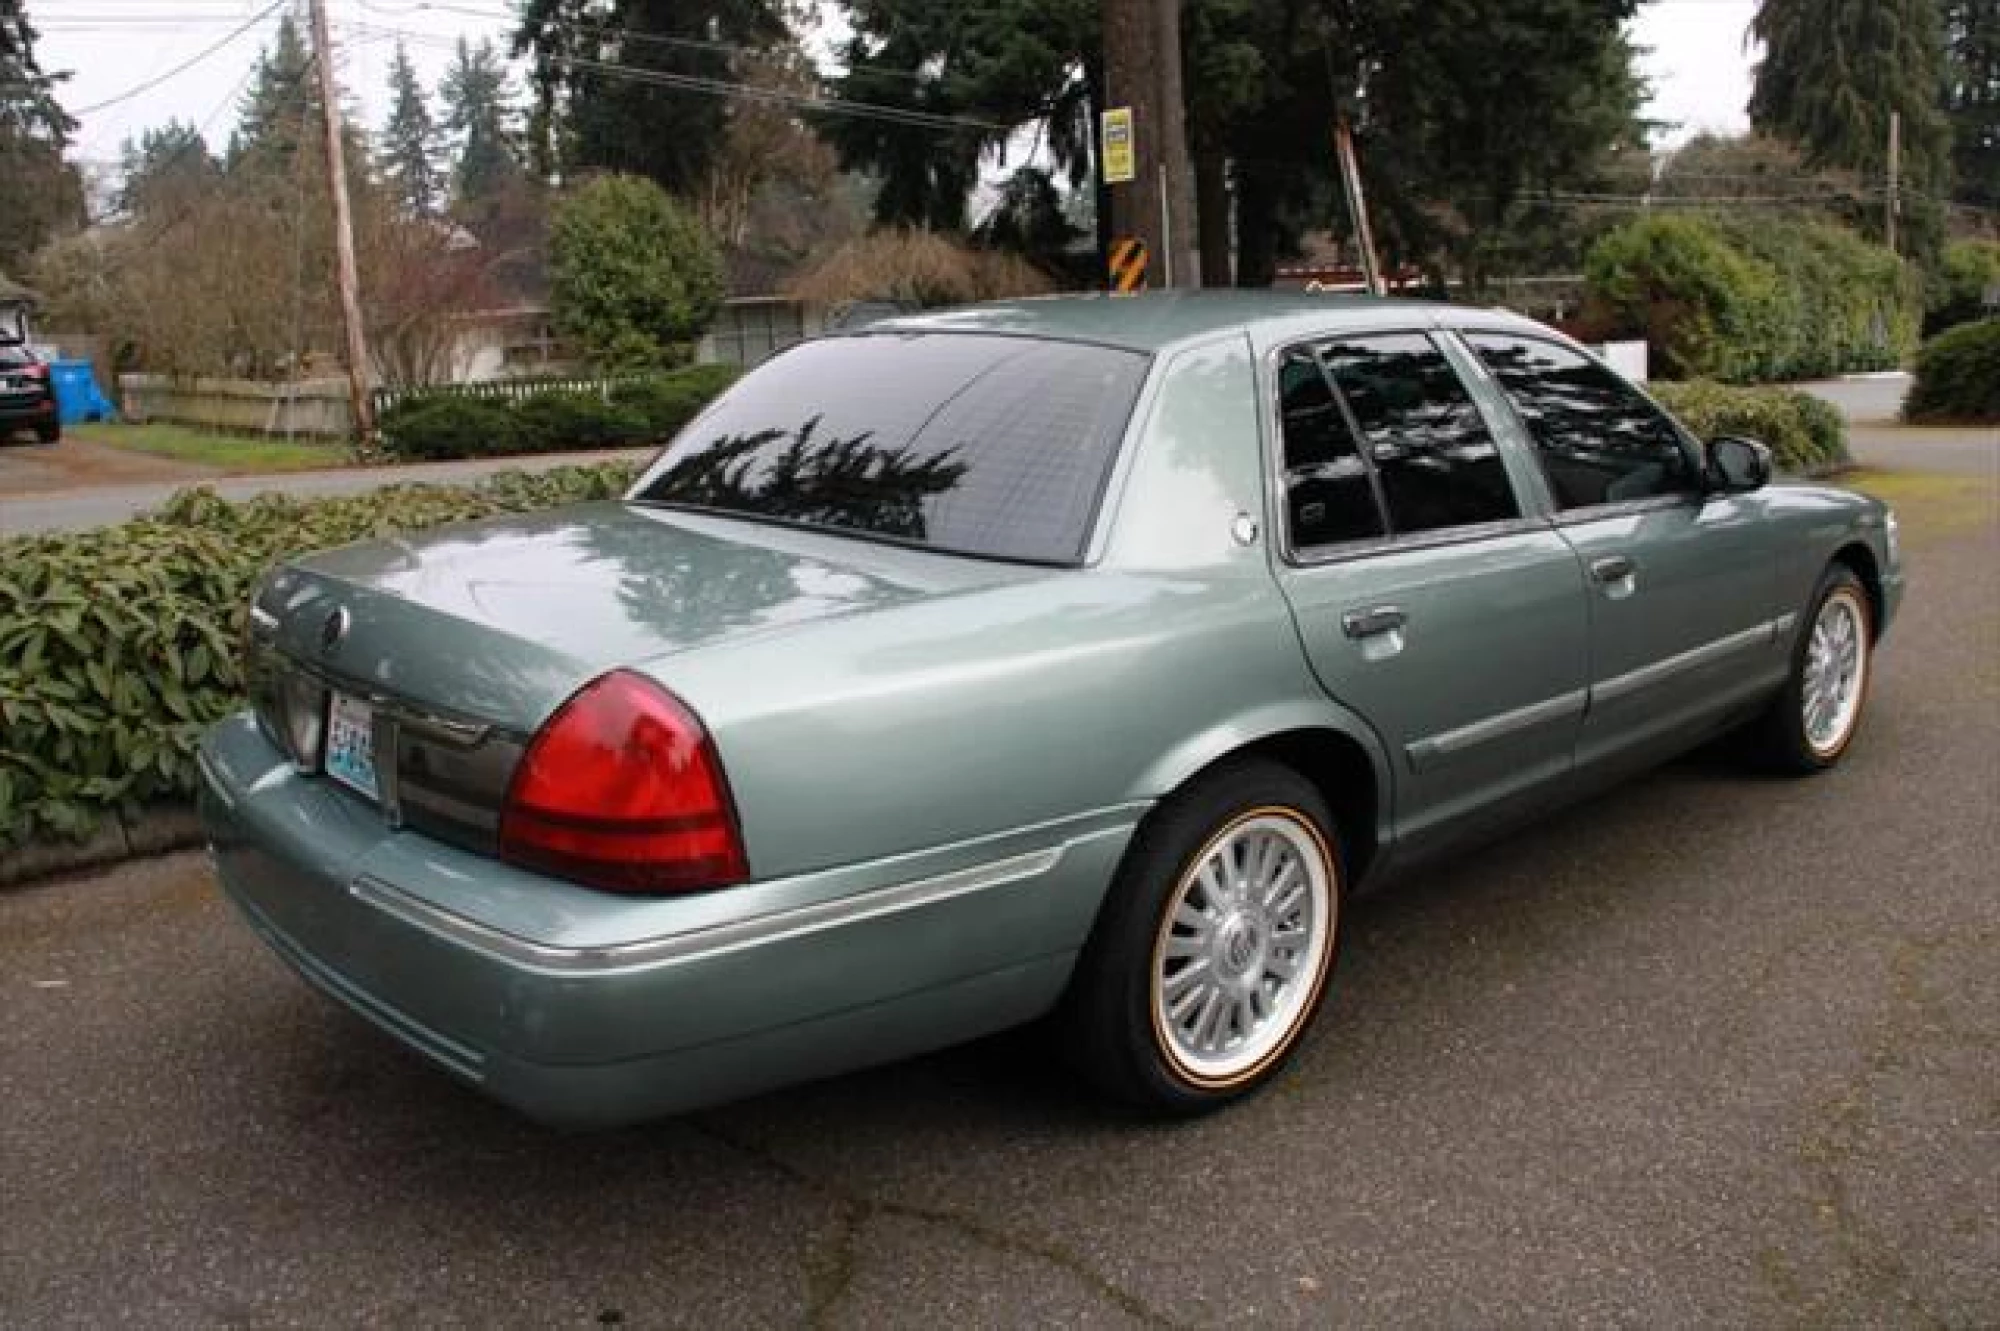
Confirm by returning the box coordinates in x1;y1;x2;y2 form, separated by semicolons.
1459;332;1785;778
1267;333;1590;862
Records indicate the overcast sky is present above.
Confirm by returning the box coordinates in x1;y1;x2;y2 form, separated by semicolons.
33;0;1761;179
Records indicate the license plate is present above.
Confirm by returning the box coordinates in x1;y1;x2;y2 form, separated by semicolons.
324;692;380;802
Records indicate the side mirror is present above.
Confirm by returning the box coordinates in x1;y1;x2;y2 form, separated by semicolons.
1706;435;1772;493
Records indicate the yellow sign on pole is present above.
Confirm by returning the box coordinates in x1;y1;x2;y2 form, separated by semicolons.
1100;107;1135;185
1109;237;1149;293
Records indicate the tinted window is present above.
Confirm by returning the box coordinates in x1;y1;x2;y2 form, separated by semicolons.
1468;334;1696;509
1277;349;1384;548
1320;335;1519;533
630;334;1148;563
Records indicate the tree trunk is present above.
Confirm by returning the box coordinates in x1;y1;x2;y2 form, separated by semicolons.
1234;163;1278;287
1195;151;1232;287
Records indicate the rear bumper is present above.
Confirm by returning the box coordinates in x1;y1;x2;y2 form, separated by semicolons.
198;713;1136;1127
0;396;54;423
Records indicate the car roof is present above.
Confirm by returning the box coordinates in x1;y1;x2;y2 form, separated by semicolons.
862;290;1552;355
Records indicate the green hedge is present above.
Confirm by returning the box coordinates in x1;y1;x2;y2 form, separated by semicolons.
379;364;741;461
1584;213;1919;383
1903;318;2000;424
1650;380;1851;473
1925;240;2000;337
0;462;639;849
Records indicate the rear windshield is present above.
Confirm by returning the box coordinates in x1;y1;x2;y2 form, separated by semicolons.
629;333;1150;564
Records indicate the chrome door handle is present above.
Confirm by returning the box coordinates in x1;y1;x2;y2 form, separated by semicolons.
1590;555;1635;584
1341;605;1408;639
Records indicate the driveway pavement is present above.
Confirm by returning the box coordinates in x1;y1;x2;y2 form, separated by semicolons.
0;445;652;537
4;505;1995;1325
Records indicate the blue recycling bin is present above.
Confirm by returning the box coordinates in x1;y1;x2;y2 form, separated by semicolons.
49;359;117;425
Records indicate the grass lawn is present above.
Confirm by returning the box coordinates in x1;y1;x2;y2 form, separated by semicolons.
1842;468;1999;545
72;421;352;474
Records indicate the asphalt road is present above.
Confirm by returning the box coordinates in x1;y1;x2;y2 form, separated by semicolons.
4;499;1996;1325
0;444;650;537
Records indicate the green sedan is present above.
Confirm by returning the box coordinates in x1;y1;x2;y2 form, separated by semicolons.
199;293;1902;1126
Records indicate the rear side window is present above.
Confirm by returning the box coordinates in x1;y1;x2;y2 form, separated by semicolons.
1466;333;1696;509
1277;349;1384;548
630;333;1149;563
1319;335;1519;534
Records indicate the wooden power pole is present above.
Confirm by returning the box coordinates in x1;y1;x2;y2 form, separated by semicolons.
1886;109;1901;258
1333;113;1384;296
1102;0;1198;289
307;0;376;443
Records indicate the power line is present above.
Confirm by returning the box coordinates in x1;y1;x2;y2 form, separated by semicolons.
64;0;289;116
347;19;1006;134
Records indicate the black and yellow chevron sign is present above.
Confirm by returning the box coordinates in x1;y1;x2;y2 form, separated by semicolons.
1108;238;1149;293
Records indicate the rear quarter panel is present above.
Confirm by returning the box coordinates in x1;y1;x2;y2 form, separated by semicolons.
649;333;1391;884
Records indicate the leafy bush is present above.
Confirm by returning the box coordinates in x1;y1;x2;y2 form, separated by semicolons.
550;174;725;370
0;462;638;849
1924;240;2000;336
513;389;648;453
608;363;741;438
1650;380;1850;473
378;395;522;460
1903;319;2000;424
378;366;741;460
1584;213;1919;383
787;228;1057;309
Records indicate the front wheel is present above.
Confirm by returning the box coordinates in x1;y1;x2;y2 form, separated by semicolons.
1744;565;1873;773
1062;761;1344;1116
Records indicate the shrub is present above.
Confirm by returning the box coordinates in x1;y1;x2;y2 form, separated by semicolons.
1650;380;1850;473
549;174;725;370
608;364;742;438
1584;213;1919;383
378;395;522;460
1582;214;1777;381
1903;318;2000;424
787;228;1057;310
1924;240;2000;336
513;389;648;453
0;462;638;849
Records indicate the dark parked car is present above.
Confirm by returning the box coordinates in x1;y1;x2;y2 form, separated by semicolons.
0;342;59;444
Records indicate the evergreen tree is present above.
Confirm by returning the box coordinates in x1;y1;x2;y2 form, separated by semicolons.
117;120;221;216
230;14;323;175
516;0;787;194
379;42;442;216
439;37;522;210
0;0;84;269
1750;0;1952;257
1944;0;2000;210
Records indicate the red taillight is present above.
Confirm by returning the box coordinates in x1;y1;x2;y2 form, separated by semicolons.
499;671;749;893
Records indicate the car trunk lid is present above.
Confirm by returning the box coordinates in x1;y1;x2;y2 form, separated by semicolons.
250;500;1036;855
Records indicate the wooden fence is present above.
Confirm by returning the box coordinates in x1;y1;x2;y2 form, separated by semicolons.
119;375;355;438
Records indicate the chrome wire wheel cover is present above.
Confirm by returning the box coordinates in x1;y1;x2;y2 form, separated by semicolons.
1151;810;1335;1086
1803;590;1868;758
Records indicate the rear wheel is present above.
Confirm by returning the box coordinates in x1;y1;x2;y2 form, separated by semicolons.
1063;760;1343;1115
1743;565;1872;773
34;419;59;444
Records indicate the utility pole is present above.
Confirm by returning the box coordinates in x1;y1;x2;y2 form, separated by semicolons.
1102;0;1198;289
1152;0;1198;288
1886;109;1901;258
307;0;376;444
1333;113;1384;296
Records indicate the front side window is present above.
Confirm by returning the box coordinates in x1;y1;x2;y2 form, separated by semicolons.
1467;333;1697;510
1277;349;1384;548
1319;335;1520;534
630;333;1148;564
